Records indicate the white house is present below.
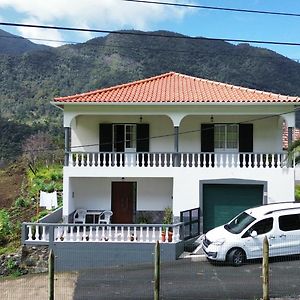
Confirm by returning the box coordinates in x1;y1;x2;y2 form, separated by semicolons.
51;71;300;234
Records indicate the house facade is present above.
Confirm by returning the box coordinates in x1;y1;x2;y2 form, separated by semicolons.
52;72;300;233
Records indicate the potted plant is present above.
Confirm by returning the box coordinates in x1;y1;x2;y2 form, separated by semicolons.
162;207;173;242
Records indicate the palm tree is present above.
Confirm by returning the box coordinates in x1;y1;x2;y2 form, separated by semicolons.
287;139;300;166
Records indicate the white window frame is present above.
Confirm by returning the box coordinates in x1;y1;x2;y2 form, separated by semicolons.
214;124;239;153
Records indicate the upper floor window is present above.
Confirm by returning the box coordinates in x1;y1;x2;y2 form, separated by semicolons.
214;124;238;152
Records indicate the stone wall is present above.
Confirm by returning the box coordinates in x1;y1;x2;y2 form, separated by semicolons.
0;245;49;277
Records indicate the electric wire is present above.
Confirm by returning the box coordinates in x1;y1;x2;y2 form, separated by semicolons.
22;107;300;152
123;0;300;18
0;22;300;46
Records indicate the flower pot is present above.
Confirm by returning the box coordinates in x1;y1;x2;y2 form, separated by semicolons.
161;232;166;242
168;231;173;243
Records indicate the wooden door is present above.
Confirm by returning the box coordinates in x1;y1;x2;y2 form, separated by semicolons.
111;182;135;224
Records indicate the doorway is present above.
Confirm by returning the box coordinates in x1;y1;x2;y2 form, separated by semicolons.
111;182;136;224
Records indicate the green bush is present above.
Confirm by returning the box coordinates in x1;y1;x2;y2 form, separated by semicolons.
14;197;30;208
0;210;11;245
295;185;300;202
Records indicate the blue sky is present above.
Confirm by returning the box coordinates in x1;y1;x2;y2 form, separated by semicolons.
0;0;299;59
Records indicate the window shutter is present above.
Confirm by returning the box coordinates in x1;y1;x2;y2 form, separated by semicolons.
201;124;214;152
99;123;113;152
136;124;149;152
239;124;253;152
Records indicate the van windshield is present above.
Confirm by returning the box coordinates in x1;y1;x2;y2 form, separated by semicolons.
224;212;256;234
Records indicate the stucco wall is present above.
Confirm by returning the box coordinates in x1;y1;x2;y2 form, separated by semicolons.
179;115;282;153
70;177;172;213
71;114;283;153
71;115;174;152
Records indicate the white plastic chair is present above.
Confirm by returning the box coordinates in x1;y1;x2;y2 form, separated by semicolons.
99;211;113;224
74;209;87;224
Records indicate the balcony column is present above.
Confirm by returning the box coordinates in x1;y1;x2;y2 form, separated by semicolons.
174;126;179;166
64;127;71;166
288;126;294;148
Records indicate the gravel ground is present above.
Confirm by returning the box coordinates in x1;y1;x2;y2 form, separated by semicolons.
0;272;78;300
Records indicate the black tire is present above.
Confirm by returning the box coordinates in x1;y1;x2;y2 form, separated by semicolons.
227;248;246;266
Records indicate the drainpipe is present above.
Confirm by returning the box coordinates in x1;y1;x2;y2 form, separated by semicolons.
174;126;179;166
64;127;71;166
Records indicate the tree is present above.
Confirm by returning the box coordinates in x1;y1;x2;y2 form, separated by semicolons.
22;132;62;172
287;139;300;166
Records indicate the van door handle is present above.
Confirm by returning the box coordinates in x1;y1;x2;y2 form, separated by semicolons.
269;235;276;239
279;234;286;238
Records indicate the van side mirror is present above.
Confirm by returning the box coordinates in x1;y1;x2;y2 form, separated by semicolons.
250;230;258;238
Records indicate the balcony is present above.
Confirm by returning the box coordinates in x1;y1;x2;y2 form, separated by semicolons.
65;151;290;169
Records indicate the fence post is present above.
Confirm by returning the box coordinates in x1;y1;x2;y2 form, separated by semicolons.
48;249;54;300
262;236;269;300
154;240;160;300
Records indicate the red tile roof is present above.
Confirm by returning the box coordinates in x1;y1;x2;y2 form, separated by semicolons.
54;72;300;104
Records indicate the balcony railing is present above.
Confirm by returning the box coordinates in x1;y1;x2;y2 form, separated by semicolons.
66;151;290;169
22;223;183;245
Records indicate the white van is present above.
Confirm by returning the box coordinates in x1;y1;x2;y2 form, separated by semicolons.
201;202;300;266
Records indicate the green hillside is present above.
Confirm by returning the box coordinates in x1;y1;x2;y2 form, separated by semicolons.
1;30;300;160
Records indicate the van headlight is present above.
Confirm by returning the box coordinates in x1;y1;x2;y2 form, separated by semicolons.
212;238;226;246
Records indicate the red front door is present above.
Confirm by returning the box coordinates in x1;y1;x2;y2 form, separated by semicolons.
111;182;135;224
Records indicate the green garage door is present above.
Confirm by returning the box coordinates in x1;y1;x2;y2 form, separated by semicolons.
203;184;263;233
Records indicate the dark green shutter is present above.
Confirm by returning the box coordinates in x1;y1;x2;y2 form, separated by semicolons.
136;124;149;152
115;124;125;152
99;124;113;152
239;124;253;152
201;124;214;152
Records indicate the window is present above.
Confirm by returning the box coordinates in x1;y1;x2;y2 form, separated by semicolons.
242;218;273;238
279;214;300;231
125;124;136;149
225;212;256;234
112;124;136;151
214;124;238;152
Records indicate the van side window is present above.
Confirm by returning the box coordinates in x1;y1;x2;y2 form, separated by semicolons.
242;218;273;238
279;214;300;231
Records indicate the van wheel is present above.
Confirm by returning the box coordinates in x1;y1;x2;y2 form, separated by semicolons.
227;248;245;266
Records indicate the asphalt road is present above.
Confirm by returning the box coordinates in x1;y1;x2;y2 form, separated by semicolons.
72;256;300;300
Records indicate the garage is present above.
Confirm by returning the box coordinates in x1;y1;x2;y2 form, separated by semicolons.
203;184;264;233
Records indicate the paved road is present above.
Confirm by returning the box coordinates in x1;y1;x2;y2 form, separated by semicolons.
73;256;300;300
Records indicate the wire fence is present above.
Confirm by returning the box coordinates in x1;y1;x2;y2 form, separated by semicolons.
1;239;300;299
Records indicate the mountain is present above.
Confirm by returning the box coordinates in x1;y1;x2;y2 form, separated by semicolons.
0;29;300;160
0;29;49;55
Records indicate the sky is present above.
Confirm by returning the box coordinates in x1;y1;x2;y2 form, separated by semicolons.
0;0;300;60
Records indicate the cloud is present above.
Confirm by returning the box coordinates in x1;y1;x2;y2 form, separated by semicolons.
0;0;193;45
17;19;64;47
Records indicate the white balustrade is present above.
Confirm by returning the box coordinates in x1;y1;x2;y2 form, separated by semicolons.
24;223;183;244
67;151;289;169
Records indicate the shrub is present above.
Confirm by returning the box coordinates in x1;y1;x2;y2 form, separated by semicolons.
296;185;300;202
0;210;11;245
14;197;30;208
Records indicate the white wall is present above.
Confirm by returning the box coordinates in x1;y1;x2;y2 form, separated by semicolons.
71;114;283;154
179;115;282;153
171;167;295;217
68;177;172;214
136;178;172;210
72;177;111;211
71;115;174;152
